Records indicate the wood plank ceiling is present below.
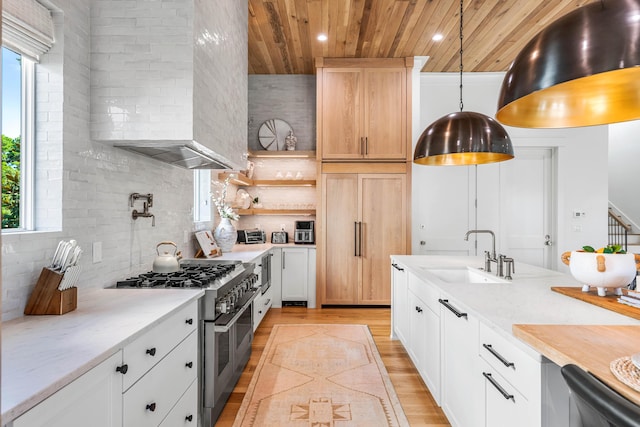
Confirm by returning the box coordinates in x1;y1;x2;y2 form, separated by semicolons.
248;0;592;74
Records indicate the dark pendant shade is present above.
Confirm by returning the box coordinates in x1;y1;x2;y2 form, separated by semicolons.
496;0;640;128
413;111;514;166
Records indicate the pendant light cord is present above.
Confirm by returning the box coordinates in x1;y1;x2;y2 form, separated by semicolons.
459;0;464;112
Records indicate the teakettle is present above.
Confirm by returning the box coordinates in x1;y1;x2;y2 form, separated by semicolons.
153;241;181;273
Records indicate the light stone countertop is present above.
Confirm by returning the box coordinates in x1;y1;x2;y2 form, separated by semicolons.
391;255;640;359
207;242;316;263
1;287;204;425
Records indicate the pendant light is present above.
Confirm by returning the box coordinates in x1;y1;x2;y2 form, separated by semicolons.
496;0;640;128
413;0;514;166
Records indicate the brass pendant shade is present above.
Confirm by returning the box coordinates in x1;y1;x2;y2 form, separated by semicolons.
497;0;640;128
413;0;514;166
414;111;514;166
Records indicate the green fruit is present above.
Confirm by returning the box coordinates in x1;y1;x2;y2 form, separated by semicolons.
582;245;595;252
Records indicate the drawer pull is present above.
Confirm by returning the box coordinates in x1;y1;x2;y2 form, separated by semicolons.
115;364;128;375
185;318;193;325
185;414;193;422
415;306;423;313
146;402;157;412
392;263;405;271
185;361;193;368
438;299;467;318
483;372;515;402
146;347;156;356
483;344;515;368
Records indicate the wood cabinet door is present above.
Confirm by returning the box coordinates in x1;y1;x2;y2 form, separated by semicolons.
323;173;360;304
321;69;363;159
359;174;406;304
363;68;406;159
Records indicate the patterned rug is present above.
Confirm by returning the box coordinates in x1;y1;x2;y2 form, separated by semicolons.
233;324;409;427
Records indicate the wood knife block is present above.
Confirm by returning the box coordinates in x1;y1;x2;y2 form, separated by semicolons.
24;267;77;315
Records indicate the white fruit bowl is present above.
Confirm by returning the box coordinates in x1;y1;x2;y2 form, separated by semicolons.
561;251;640;296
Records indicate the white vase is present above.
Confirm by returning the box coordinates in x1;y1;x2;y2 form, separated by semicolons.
214;218;237;252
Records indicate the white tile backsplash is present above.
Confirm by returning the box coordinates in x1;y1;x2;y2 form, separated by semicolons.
2;0;248;321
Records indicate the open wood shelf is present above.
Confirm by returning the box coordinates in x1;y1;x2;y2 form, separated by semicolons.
217;172;253;186
218;173;315;187
237;208;316;216
248;150;316;159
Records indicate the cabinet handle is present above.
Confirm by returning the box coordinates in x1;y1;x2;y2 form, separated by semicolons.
358;222;363;257
265;299;271;306
185;361;193;368
115;364;128;375
415;306;423;313
483;344;515;368
146;347;156;356
282;252;286;269
185;318;193;325
438;299;467;318
392;263;404;271
354;222;358;256
365;136;369;155
146;402;157;412
483;372;515;402
185;414;193;422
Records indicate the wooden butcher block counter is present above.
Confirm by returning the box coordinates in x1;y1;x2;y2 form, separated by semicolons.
513;324;640;405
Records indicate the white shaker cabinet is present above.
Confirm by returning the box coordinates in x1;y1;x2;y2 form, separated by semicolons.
281;247;309;302
122;301;198;427
408;272;441;404
12;351;123;427
439;296;483;427
390;262;409;344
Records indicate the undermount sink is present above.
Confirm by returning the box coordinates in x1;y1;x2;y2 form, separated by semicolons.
422;266;508;284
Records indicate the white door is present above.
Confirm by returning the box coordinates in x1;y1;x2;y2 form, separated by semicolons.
499;147;556;269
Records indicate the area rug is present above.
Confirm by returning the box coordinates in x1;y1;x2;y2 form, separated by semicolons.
233;324;409;426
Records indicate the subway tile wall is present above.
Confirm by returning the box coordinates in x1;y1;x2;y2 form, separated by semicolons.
1;0;248;321
90;0;247;169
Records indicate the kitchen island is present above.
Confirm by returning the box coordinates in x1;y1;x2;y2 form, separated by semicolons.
391;255;640;427
1;288;203;426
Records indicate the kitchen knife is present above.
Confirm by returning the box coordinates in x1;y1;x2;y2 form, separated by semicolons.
50;240;64;268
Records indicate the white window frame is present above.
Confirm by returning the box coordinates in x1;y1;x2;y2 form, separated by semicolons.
193;170;212;223
2;48;36;233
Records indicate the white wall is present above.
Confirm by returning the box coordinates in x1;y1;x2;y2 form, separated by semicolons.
413;72;608;272
1;0;247;321
609;121;640;229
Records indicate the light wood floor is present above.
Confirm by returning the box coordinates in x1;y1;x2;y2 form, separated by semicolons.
213;307;450;426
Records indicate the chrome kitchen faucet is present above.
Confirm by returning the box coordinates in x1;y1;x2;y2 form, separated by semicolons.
464;229;497;273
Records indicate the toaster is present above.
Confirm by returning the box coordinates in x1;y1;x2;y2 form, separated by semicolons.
237;229;266;244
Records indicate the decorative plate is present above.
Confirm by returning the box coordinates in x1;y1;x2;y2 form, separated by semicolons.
234;189;251;209
258;119;292;151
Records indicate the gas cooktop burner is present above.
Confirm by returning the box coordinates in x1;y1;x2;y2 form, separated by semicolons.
115;262;242;289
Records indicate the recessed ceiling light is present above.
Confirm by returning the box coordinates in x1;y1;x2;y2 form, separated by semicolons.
317;34;328;42
432;33;444;41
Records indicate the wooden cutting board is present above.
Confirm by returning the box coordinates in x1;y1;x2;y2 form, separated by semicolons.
551;286;640;321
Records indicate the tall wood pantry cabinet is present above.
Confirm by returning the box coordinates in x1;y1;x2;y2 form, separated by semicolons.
316;58;413;306
320;164;408;305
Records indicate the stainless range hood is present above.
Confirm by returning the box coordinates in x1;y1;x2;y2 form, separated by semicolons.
114;140;233;170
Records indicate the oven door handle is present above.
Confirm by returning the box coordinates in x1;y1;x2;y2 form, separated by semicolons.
213;292;258;333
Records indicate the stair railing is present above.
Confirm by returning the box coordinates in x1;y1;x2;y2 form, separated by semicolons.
608;208;631;253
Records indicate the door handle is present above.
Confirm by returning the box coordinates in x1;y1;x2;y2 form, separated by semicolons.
354;221;358;256
544;235;553;246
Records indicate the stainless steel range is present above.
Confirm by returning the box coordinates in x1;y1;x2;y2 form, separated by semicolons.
115;259;260;426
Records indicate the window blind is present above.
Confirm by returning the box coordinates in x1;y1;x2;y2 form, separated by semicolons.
2;0;54;60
